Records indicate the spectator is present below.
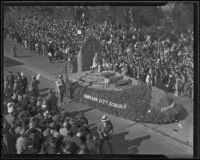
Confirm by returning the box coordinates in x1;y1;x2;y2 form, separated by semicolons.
20;72;28;95
30;74;40;98
97;115;113;154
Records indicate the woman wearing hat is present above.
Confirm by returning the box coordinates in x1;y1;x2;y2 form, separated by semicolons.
97;115;113;154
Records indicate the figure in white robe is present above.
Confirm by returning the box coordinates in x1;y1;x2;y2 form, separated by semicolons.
90;52;98;72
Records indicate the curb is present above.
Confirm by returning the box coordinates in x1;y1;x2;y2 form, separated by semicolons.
140;122;193;148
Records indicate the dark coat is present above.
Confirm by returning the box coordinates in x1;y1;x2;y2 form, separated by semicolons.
97;120;113;138
71;135;82;149
20;97;30;110
7;74;15;88
69;125;78;136
46;93;57;111
21;76;28;89
86;139;97;154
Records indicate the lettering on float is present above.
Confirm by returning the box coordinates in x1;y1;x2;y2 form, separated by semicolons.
160;102;175;112
84;94;127;109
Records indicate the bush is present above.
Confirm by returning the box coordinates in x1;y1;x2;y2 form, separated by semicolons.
140;103;187;124
65;79;187;124
109;75;123;83
150;87;172;111
102;72;115;78
115;79;132;87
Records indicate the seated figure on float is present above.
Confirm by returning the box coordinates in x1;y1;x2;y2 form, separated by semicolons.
90;52;99;72
121;64;128;76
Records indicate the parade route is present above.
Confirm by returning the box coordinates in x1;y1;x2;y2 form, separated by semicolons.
3;37;193;157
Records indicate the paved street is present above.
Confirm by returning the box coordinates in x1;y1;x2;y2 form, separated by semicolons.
3;37;193;157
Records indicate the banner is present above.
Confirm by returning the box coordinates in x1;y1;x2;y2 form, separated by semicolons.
84;94;127;109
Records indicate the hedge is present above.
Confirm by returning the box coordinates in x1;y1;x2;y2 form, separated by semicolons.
115;79;132;87
109;75;123;83
65;80;187;124
102;72;116;78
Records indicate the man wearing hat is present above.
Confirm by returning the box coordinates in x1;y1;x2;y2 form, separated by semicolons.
97;115;113;154
30;74;40;98
86;133;98;154
7;71;15;90
13;77;20;96
76;112;89;127
46;89;58;112
56;74;65;106
4;81;12;98
16;127;27;154
69;118;79;136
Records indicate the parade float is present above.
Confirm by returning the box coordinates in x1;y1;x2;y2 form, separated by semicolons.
65;35;187;124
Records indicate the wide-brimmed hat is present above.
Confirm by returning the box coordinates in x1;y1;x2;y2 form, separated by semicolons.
101;115;109;122
58;75;63;79
7;102;14;108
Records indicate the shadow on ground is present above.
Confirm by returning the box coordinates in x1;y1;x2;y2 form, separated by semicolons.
89;125;151;154
4;57;24;67
69;108;93;117
58;107;94;118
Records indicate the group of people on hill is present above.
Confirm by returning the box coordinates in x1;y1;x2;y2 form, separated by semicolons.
3;71;114;154
4;9;193;99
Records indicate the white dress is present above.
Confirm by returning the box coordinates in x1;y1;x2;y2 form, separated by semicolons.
146;74;151;85
92;56;98;68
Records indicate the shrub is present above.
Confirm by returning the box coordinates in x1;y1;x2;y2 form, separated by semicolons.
102;72;115;78
109;75;123;83
115;79;132;87
140;103;187;124
65;79;187;124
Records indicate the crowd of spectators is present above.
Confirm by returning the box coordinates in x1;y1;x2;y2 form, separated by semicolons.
4;9;193;99
3;71;99;154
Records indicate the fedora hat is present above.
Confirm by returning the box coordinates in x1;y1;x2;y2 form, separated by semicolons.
101;115;109;122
